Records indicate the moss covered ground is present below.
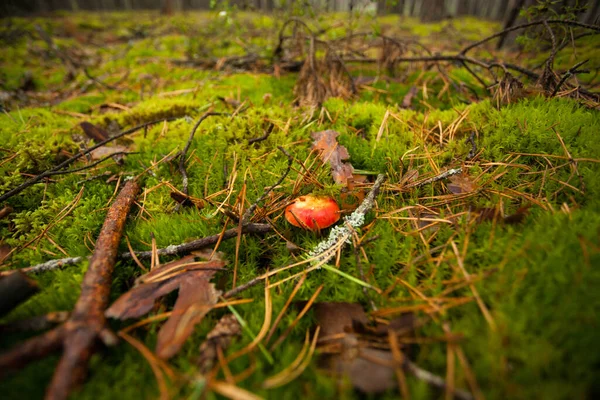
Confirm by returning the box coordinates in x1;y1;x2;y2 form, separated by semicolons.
1;9;600;400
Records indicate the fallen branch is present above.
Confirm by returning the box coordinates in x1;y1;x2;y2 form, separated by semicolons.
121;223;273;260
460;19;600;55
0;180;140;400
2;223;273;277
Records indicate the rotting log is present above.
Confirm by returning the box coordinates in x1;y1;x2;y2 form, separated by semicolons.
0;180;140;400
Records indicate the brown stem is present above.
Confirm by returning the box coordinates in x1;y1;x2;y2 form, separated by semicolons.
0;181;140;400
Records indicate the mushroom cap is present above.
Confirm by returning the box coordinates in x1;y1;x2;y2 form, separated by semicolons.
285;195;341;231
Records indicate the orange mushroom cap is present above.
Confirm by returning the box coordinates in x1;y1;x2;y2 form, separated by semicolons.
285;195;341;231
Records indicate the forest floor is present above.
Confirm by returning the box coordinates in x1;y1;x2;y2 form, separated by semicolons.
1;9;600;400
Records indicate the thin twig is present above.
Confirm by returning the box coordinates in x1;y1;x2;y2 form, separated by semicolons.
3;223;273;277
460;19;600;55
0;118;181;203
241;146;293;224
178;111;228;197
248;123;274;145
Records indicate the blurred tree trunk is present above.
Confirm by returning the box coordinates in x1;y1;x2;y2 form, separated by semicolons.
497;0;527;49
420;0;445;21
583;0;599;24
456;0;469;16
395;0;405;14
409;0;418;16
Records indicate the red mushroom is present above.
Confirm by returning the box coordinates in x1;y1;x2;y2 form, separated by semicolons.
285;195;341;231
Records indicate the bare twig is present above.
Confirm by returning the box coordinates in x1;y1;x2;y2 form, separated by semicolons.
121;223;273;260
178;111;228;197
0;312;69;333
0;118;181;203
461;19;600;55
551;59;590;97
248;123;274;145
241;146;293;224
3;223;273;277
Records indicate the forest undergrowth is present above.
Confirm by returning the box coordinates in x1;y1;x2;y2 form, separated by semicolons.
1;7;599;400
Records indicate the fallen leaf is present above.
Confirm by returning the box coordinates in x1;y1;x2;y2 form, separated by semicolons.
314;303;409;394
197;314;241;373
80;121;109;143
503;204;532;224
314;302;368;338
340;174;368;211
156;271;220;359
0;243;12;265
0;206;13;220
106;253;227;359
447;172;477;194
89;145;129;161
311;130;354;185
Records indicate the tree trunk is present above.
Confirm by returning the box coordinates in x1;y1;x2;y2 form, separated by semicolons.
497;0;526;49
456;0;469;16
420;0;446;22
583;0;599;24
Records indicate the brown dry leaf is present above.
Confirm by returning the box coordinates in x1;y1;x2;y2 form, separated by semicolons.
156;271;220;359
89;145;129;161
314;302;397;394
106;254;199;319
314;302;417;394
0;242;11;265
503;204;532;224
314;302;368;338
197;314;241;373
106;253;227;359
80;121;109;143
448;172;477;194
340;174;368;211
311;130;354;185
0;206;13;220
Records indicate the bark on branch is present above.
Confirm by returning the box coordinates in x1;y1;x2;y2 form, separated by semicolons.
0;180;140;400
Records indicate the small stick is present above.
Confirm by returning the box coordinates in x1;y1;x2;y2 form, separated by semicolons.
178;111;228;198
121;223;272;260
551;59;589;97
241;146;293;224
406;168;462;189
3;223;273;277
247;123;274;145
